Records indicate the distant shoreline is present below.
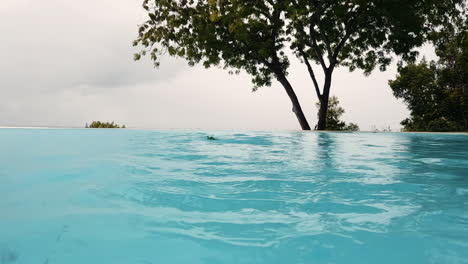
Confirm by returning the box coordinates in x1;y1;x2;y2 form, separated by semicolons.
0;126;467;135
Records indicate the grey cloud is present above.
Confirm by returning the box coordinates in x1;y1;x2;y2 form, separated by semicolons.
0;0;186;95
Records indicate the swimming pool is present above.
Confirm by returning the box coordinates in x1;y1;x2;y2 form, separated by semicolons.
1;129;467;263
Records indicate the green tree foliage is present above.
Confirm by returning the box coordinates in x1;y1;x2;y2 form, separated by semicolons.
345;122;360;132
86;121;126;128
134;0;465;130
389;29;467;132
315;96;359;131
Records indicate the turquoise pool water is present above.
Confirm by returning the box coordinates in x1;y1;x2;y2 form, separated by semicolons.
0;129;467;264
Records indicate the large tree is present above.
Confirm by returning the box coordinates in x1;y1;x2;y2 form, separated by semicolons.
389;28;467;132
134;0;465;130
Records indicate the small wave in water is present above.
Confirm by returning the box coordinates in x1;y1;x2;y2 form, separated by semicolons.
0;129;467;264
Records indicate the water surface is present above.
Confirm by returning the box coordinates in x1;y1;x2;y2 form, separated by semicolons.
1;129;467;263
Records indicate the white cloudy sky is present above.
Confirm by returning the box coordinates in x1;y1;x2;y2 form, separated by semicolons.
0;0;435;131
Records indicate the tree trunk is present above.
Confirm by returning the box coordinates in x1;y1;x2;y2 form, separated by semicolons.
316;96;328;130
316;71;333;130
275;73;311;130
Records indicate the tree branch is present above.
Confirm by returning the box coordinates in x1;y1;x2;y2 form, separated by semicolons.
321;32;333;62
330;16;375;68
309;26;328;71
300;51;322;100
330;30;353;68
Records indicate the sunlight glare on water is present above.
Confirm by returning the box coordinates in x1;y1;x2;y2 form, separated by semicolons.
1;129;467;264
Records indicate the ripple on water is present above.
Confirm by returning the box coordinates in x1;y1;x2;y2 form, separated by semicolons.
0;130;467;264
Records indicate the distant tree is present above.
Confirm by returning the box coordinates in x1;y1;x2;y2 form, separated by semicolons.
389;29;467;132
315;96;359;131
345;123;360;132
134;0;465;130
87;121;125;128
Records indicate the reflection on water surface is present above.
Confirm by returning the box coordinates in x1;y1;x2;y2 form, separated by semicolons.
0;129;467;263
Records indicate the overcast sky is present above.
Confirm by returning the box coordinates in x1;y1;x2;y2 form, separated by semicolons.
0;0;436;131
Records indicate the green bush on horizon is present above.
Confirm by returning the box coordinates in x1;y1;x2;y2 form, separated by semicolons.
315;96;360;131
85;121;125;129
